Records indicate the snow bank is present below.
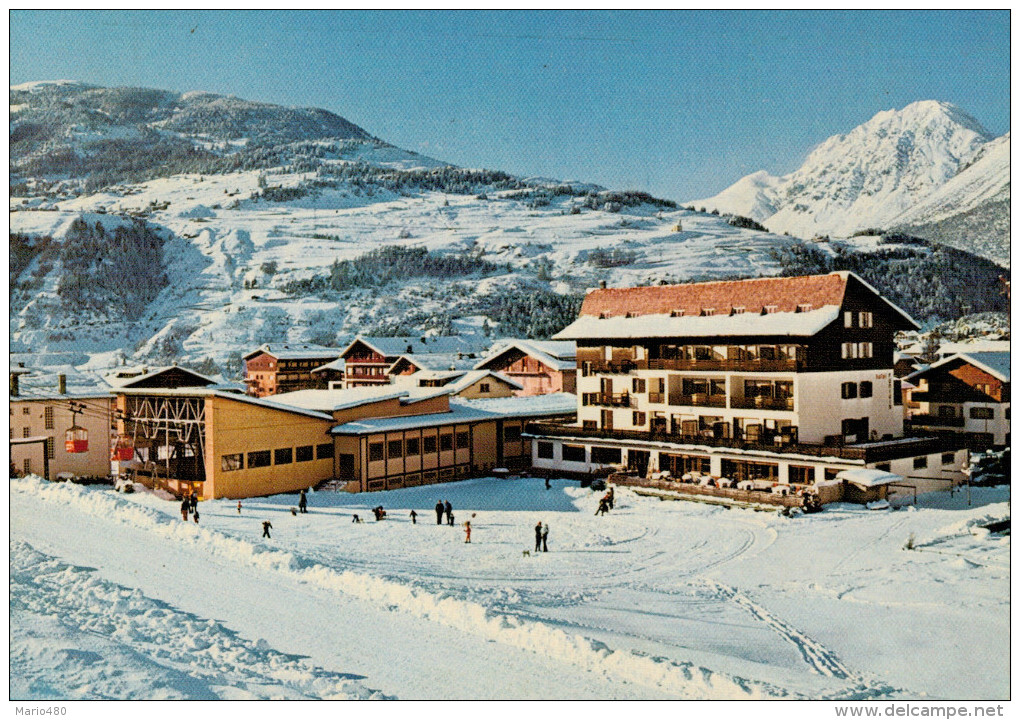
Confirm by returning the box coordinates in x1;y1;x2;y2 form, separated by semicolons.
11;477;787;700
10;539;388;700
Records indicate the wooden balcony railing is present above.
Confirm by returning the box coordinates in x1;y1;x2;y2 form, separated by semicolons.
730;396;795;411
667;393;727;408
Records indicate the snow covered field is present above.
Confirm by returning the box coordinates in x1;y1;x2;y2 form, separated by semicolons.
9;475;1010;700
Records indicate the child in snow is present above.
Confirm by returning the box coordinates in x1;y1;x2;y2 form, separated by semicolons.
237;500;242;514
463;521;471;543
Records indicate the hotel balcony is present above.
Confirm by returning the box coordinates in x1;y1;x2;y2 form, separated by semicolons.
667;393;727;408
647;357;805;373
730;396;795;411
907;414;966;428
582;392;632;408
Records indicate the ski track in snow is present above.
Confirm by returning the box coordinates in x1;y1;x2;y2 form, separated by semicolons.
10;540;389;700
10;477;792;700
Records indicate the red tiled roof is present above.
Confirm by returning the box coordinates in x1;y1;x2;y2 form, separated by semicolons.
579;273;848;318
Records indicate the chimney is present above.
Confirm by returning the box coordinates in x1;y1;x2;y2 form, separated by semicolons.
58;374;66;395
598;280;607;289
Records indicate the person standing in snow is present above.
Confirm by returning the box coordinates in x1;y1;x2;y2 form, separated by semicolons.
193;507;200;524
189;491;198;514
410;509;417;524
463;520;471;543
445;500;453;526
535;521;543;552
262;520;272;538
298;489;308;514
180;497;190;522
436;500;444;525
606;487;615;510
545;477;551;490
237;500;242;514
541;522;549;552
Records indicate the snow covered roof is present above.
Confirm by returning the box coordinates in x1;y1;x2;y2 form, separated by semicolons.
388;352;479;373
905;351;1011;384
310;357;346;374
332;392;575;435
553;306;841;341
242;343;345;361
103;364;219;388
114;387;334;420
836;468;902;488
445;370;523;394
475;340;577;372
272;385;453;413
937;340;1011;357
553;271;917;341
340;335;484;360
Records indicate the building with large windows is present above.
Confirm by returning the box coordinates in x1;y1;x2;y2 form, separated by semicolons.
528;272;967;500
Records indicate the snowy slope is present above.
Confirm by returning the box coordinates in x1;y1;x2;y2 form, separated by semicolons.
9;475;1010;699
692;101;999;240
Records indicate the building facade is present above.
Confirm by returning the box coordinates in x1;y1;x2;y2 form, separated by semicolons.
474;340;577;396
243;344;345;397
529;272;968;499
10;393;114;480
905;352;1010;449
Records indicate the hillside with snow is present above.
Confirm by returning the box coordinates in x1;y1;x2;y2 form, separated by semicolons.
9;85;1009;379
691;101;1009;265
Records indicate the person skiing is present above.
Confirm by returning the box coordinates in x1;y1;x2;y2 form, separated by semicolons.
298;489;308;514
410;509;417;524
541;522;549;552
435;500;444;525
262;520;272;538
180;497;190;522
535;521;543;552
463;520;471;543
445;501;453;526
237;500;242;514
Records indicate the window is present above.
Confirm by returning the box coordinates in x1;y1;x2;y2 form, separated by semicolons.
841;382;858;399
23;427;30;438
861;342;872;358
247;450;271;468
562;445;586;462
44;406;53;429
274;447;293;465
440;434;454;452
859;381;873;398
582;420;597;430
296;445;313;462
632;411;646;426
875;463;890;472
844;311;853;328
388;439;403;458
537;442;554;459
591;446;622;465
22;407;30;415
763;305;778;314
942;452;956;465
732;306;745;315
796;303;812;312
893;380;903;406
701;308;715;316
859;312;873;328
369;443;385;462
316;443;334;460
479;382;490;393
503;426;521;442
406;437;420;455
23;459;31;474
221;453;243;471
456;431;470;449
970;407;994;420
632;378;646;393
913;456;928;470
824;468;840;480
789;466;814;485
423;435;437;454
45;437;54;459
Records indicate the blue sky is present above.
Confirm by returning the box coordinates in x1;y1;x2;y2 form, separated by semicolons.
10;10;1010;200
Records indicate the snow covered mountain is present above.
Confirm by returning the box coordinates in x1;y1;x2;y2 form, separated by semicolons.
691;101;1008;264
8;85;1009;380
